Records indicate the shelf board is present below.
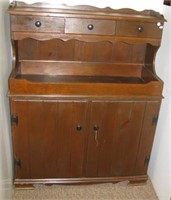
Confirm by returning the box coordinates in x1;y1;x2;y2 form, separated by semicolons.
15;74;147;84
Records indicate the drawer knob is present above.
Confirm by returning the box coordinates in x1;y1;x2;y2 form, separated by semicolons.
137;26;143;32
87;24;94;30
35;21;42;27
76;125;82;131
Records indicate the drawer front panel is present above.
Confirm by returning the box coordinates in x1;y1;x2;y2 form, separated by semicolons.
11;15;65;33
116;21;162;38
65;18;116;35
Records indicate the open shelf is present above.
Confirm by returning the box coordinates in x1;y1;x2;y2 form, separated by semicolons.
14;60;159;84
15;74;145;84
9;61;163;96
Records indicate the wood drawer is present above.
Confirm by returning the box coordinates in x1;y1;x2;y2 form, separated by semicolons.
65;18;116;35
116;21;163;38
11;15;65;33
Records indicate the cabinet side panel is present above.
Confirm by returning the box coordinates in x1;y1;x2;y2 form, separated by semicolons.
135;101;161;175
10;100;30;179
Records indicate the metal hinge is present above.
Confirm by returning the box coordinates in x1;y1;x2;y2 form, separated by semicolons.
152;115;158;126
144;155;150;166
11;115;18;126
14;158;21;168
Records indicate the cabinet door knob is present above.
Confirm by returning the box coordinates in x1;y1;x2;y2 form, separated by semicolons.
35;21;42;27
87;24;94;30
76;125;82;131
137;26;143;32
93;125;99;131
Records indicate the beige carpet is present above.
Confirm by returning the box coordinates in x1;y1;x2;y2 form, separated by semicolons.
12;180;158;200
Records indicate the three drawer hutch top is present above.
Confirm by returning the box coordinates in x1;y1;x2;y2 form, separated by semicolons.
8;1;166;97
8;1;165;44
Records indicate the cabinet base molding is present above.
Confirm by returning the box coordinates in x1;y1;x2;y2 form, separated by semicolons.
14;175;148;185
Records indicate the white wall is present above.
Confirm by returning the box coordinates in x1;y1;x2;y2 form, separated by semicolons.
0;0;169;200
148;5;171;200
0;0;13;199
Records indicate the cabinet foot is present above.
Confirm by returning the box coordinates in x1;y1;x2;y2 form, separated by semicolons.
14;184;35;190
112;180;129;186
129;179;147;186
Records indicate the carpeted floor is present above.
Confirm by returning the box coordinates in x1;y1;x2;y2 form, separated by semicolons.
12;180;158;200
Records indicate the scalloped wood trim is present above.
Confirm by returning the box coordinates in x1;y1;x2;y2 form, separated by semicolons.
10;1;165;20
11;32;160;46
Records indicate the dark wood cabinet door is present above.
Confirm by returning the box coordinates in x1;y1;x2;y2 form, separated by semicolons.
85;101;147;177
135;101;161;175
11;100;88;179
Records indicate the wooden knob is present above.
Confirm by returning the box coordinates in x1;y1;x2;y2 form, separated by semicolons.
87;24;94;30
93;125;99;131
76;125;82;131
137;26;143;32
35;21;42;27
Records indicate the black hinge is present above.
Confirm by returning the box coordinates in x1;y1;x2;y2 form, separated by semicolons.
11;115;18;126
152;115;158;126
144;155;150;166
14;158;21;168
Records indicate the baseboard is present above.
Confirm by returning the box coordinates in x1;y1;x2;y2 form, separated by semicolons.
0;179;13;200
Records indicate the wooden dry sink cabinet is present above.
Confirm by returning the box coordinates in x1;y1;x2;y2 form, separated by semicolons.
8;1;166;185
